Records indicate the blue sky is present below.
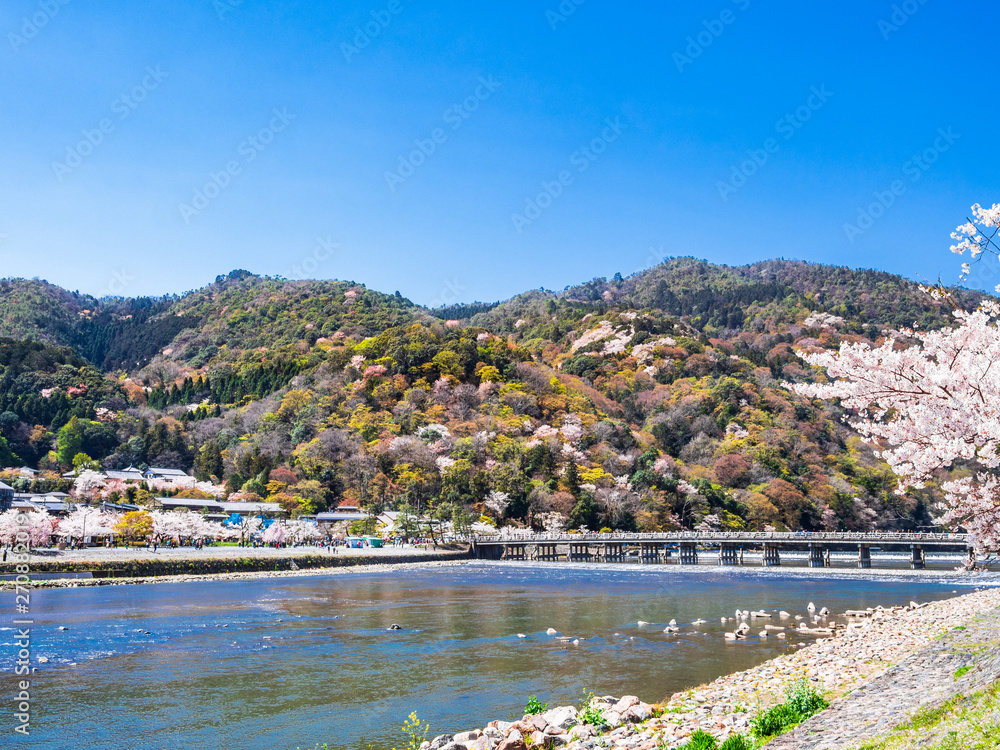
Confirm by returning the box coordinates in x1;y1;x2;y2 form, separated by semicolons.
1;0;996;305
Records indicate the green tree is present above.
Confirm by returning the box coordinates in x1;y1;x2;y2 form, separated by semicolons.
56;416;84;467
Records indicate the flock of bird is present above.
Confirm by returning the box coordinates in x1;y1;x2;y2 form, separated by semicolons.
513;601;844;645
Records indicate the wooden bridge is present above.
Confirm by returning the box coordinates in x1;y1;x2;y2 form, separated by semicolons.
471;531;974;570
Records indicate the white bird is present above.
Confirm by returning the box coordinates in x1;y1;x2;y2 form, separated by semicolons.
668;619;677;627
692;619;706;625
637;620;649;626
517;634;527;638
779;611;791;618
759;630;768;638
807;602;816;612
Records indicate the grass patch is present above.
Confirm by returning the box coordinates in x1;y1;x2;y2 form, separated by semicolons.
954;665;973;681
848;681;1000;750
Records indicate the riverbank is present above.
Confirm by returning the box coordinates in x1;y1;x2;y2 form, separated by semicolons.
426;583;1000;750
0;545;471;588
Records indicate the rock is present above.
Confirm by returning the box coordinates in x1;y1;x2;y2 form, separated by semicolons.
38;657;50;663
637;620;649;626
529;730;548;747
568;724;596;741
624;704;652;723
388;624;402;630
546;628;558;635
776;632;786;639
429;733;455;750
454;731;482;743
613;696;640;713
497;729;526;750
58;626;69;631
543;706;578;731
516;634;526;638
525;715;549;733
779;611;791;618
487;721;511;734
438;744;465;750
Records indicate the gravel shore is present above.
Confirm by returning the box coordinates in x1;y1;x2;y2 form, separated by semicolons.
428;581;1000;750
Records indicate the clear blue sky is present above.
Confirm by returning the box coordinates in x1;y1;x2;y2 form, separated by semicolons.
1;0;996;305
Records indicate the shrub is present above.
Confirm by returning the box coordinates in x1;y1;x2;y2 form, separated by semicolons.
719;734;753;750
578;691;608;728
750;703;801;738
784;679;828;718
675;729;718;750
525;695;547;715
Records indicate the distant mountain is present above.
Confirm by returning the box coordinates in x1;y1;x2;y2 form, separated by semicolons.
0;258;978;536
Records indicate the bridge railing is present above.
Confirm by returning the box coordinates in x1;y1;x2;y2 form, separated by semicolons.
473;530;968;544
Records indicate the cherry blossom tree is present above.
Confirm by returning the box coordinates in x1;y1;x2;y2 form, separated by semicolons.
57;508;116;540
794;203;1000;553
0;510;57;546
262;521;287;544
485;491;510;520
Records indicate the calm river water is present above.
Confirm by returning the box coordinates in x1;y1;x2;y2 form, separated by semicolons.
1;562;992;749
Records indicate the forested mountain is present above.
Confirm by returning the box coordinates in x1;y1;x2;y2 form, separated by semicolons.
0;258;980;534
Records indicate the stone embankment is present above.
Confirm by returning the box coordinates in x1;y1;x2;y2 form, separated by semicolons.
419;586;1000;750
0;547;471;588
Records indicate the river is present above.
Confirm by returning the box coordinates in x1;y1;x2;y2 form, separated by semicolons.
1;562;990;749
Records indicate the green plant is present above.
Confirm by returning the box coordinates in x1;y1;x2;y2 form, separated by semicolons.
953;665;972;680
749;703;801;739
784;678;828;718
392;711;430;750
525;695;548;715
675;729;718;749
578;691;608;728
718;734;753;750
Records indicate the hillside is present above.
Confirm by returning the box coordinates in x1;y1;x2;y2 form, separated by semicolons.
0;258;977;535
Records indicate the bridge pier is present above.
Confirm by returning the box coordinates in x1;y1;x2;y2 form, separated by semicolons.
679;543;698;565
569;543;592;563
718;544;739;566
857;544;871;568
763;543;781;566
640;543;661;564
536;543;559;561
504;543;527;560
808;543;825;568
603;543;625;563
910;545;925;570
